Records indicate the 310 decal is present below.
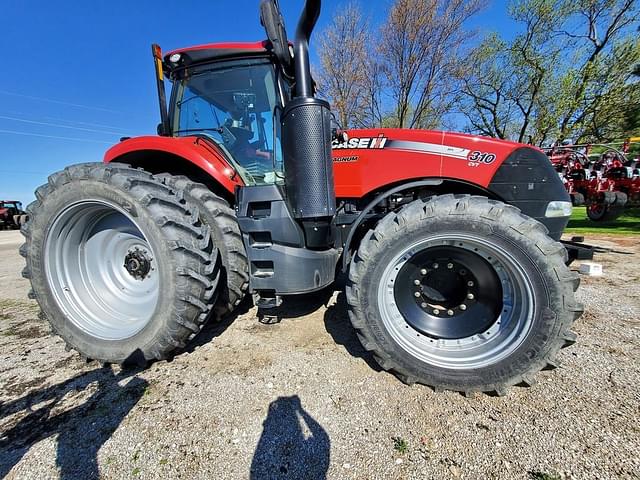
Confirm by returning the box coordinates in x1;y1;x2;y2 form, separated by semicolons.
467;151;497;164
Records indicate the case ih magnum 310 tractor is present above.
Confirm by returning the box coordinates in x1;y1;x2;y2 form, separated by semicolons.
21;0;582;395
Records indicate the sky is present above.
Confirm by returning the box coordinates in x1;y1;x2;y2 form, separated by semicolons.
0;0;515;204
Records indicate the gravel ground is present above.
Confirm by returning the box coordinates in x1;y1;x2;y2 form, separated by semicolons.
0;229;639;480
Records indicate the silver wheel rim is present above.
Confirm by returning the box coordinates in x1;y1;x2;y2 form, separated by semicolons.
377;234;535;369
44;200;160;340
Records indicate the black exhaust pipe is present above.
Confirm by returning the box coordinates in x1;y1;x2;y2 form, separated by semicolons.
281;0;336;246
292;0;320;98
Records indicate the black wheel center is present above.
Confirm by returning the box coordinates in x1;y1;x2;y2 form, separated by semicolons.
420;269;467;308
124;248;152;280
393;247;503;339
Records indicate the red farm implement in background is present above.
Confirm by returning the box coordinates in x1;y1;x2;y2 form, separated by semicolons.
545;139;640;221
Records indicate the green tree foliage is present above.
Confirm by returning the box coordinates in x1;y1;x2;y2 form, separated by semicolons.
457;0;639;145
315;0;638;145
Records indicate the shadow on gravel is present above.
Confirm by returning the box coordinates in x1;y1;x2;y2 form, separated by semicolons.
323;291;382;373
0;366;146;479
186;295;255;351
250;395;330;479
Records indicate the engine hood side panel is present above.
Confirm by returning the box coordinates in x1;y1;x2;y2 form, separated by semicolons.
331;129;523;198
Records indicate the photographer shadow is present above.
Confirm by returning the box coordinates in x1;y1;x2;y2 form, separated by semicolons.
0;365;147;480
250;395;330;480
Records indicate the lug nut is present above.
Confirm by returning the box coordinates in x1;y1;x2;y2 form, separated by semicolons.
467;281;474;287
421;302;427;308
414;279;421;286
433;309;440;315
420;268;427;275
460;304;467;311
447;309;454;316
414;292;421;298
432;263;439;269
447;263;454;269
467;293;474;300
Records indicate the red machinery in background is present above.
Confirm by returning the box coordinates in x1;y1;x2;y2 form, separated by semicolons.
546;139;640;221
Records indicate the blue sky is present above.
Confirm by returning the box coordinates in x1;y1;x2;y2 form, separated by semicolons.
0;0;513;204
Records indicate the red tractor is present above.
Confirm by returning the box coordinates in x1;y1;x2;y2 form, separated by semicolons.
20;0;582;395
0;200;27;229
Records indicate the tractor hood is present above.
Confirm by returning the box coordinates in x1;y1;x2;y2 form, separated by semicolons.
331;128;525;197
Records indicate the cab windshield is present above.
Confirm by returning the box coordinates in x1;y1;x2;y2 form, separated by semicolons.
171;58;284;185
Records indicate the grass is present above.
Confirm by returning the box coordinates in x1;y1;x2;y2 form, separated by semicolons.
565;207;640;235
392;437;408;454
528;471;561;480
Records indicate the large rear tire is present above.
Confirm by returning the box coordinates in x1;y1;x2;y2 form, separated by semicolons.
20;163;219;364
156;174;249;318
347;195;582;395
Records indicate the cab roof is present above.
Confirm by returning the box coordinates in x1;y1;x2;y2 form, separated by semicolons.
164;41;270;67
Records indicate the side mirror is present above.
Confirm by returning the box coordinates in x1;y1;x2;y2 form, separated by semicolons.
260;0;293;75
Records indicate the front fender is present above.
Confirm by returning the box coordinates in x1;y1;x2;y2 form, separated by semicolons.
104;136;243;195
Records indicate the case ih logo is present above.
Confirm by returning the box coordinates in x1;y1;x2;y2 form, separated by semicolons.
332;135;388;150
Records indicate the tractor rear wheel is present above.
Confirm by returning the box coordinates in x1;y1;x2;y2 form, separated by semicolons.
156;174;249;318
347;195;582;395
20;163;219;364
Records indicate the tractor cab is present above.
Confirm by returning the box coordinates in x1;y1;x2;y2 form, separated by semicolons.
161;43;291;186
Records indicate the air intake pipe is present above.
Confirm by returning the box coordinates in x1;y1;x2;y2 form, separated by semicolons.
281;0;336;247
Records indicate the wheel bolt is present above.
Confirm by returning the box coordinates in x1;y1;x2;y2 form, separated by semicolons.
433;309;440;315
432;263;439;269
460;304;467;311
420;268;427;275
447;263;454;269
414;279;421;286
467;293;474;300
421;302;427;308
467;281;474;287
447;309;454;316
414;291;421;298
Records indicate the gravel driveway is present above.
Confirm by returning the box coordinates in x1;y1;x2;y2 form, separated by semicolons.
0;229;638;479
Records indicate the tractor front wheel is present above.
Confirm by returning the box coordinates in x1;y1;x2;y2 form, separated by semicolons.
20;163;219;364
347;195;582;395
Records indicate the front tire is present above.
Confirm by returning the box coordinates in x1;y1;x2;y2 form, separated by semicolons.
347;195;582;395
20;163;219;364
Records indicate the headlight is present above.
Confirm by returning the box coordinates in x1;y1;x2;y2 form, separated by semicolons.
545;201;572;218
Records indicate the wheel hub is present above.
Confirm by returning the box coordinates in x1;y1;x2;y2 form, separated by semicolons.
124;248;153;280
44;200;160;340
393;246;503;339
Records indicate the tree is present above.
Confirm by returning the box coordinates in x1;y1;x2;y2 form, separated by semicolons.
314;0;485;129
457;0;640;144
315;3;370;128
379;0;485;129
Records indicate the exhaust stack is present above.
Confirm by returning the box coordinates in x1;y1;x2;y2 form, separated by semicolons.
280;0;336;246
